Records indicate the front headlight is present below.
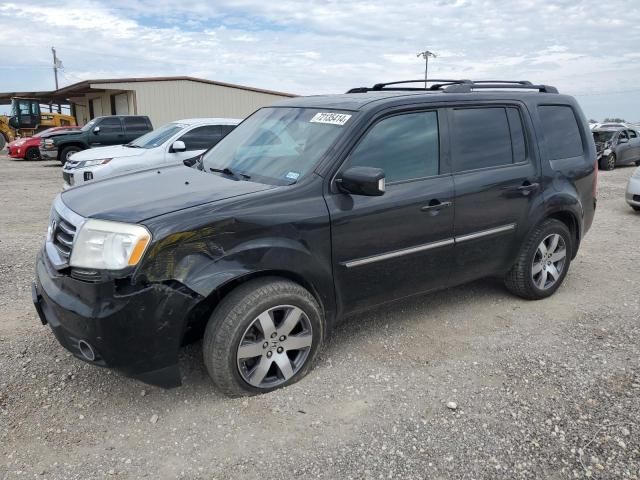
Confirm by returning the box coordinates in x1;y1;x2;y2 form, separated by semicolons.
70;219;151;270
81;158;112;167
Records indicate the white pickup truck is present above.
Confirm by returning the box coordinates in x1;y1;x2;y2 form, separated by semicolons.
62;118;241;188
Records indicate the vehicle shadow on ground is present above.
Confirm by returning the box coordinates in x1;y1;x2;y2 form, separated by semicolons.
171;276;512;395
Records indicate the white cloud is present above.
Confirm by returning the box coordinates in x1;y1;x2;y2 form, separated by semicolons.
0;0;639;120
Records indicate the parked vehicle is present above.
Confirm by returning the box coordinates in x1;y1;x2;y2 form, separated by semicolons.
1;98;76;149
33;79;597;396
7;126;80;160
626;166;640;211
39;115;153;164
593;126;640;170
61;118;240;188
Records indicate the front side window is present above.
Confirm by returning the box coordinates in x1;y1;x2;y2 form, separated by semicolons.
178;125;235;151
202;107;350;185
452;107;513;172
98;117;123;133
345;111;439;183
538;105;584;160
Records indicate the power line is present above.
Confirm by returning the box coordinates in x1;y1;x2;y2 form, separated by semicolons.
572;89;640;97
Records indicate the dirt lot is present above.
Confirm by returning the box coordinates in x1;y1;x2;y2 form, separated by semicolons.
0;155;638;480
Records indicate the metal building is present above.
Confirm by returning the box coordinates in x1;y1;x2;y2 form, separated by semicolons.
0;76;295;127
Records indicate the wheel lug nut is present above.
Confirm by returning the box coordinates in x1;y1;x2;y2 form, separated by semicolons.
270;332;277;339
263;342;269;349
266;351;273;358
279;335;286;341
277;347;284;354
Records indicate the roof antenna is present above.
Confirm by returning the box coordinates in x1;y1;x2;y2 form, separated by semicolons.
417;50;437;88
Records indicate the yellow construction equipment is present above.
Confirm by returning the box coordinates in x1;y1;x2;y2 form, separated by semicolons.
0;97;75;149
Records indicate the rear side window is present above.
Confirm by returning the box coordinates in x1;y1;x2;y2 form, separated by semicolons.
99;117;123;133
451;107;513;171
346;111;439;183
124;117;150;132
538;105;584;159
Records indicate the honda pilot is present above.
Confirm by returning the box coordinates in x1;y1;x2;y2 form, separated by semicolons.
33;80;597;396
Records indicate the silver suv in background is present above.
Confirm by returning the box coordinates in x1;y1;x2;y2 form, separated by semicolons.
62;118;241;188
593;126;640;170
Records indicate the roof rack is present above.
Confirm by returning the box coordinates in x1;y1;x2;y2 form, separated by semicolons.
347;79;558;94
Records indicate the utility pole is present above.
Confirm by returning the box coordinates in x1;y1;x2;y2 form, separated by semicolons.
51;46;61;113
417;50;437;88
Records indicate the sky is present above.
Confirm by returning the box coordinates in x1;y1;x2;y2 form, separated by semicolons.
0;0;639;121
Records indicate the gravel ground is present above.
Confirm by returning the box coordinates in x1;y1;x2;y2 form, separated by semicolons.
0;155;639;480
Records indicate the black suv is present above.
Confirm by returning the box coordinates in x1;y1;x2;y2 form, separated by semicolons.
32;80;597;396
39;115;153;164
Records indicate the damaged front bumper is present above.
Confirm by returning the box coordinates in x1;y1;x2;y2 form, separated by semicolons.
33;250;203;388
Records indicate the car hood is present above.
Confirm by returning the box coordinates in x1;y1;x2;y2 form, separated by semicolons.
61;165;275;222
71;144;146;161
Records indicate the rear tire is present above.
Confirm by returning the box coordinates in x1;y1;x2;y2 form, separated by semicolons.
599;153;616;171
633;206;640;212
203;277;324;397
25;147;40;161
60;146;81;164
505;219;573;300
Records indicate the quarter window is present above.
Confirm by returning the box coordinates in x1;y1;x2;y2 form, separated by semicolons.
346;111;439;183
629;130;638;139
451;107;514;172
538;105;584;160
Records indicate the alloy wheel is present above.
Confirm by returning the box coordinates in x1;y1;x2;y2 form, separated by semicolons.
236;305;313;389
607;154;616;170
531;233;567;290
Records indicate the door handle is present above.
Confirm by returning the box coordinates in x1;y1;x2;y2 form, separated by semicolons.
503;182;539;196
421;200;452;212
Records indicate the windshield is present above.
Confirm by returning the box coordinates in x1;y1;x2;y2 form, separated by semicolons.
127;123;186;149
201;107;352;185
593;131;616;143
80;119;98;132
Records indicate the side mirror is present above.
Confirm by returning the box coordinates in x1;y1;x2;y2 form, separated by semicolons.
171;140;186;152
336;166;386;196
93;126;100;134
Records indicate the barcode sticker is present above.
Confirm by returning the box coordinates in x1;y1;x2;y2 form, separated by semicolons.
310;112;352;126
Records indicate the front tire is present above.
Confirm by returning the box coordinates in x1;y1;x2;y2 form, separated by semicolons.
25;147;40;161
633;206;640;212
60;146;81;164
599;153;616;171
505;219;572;300
203;277;324;397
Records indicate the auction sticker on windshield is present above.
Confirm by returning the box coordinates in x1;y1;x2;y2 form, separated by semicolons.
310;112;352;126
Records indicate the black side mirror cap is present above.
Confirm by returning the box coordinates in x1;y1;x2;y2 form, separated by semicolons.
336;166;386;196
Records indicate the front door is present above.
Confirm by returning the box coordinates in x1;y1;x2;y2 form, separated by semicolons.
616;130;633;164
89;117;125;146
326;109;455;314
625;129;640;164
447;105;543;283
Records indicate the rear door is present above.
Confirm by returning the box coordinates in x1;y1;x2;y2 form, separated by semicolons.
626;129;640;163
123;117;151;142
89;117;124;146
616;130;633;164
448;105;542;283
326;108;455;314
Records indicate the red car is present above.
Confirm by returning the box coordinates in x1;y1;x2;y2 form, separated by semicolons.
7;126;80;160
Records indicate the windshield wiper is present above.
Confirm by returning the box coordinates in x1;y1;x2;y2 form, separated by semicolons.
209;167;251;180
123;143;142;148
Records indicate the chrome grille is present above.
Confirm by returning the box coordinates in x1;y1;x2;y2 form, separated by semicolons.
46;195;85;270
52;213;76;260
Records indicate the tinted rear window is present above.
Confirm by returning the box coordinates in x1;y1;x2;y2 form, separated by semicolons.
538;105;583;159
451;107;513;172
124;117;150;132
